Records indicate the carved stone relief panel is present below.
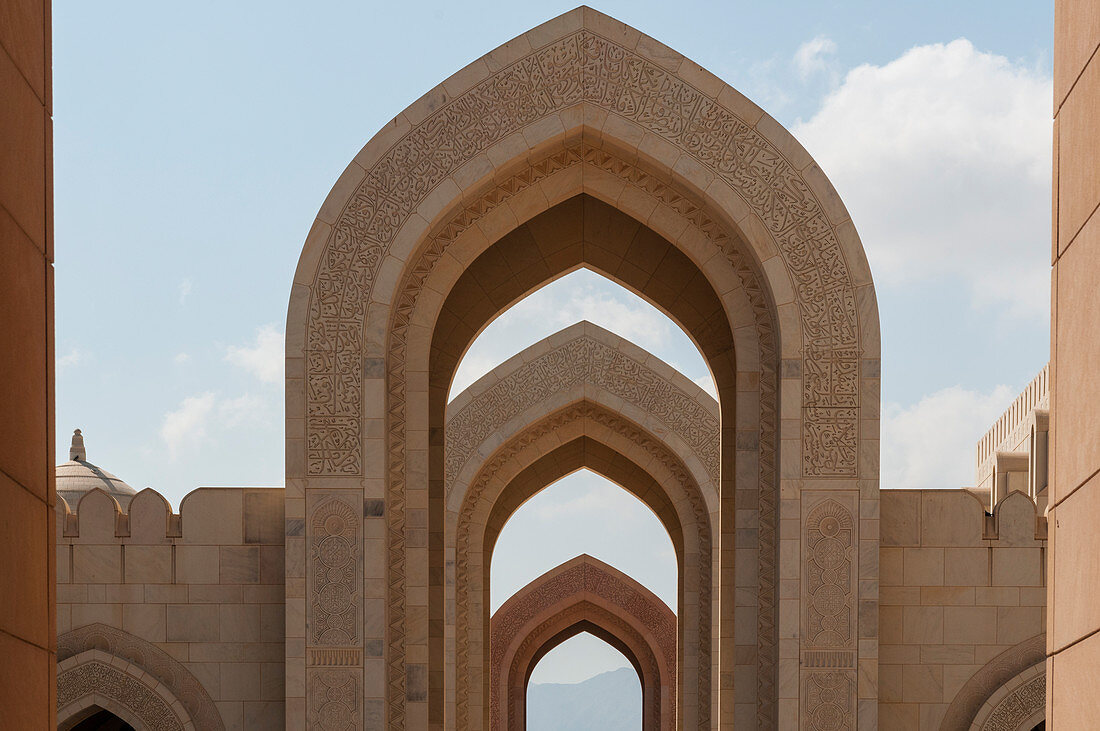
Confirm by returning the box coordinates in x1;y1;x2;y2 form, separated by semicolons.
308;491;363;646
307;669;364;731
304;28;863;480
57;623;222;731
801;492;859;730
306;491;364;729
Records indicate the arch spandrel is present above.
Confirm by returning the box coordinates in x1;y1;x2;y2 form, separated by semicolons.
286;6;880;730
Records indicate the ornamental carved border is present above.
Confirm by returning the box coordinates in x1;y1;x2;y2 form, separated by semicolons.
387;140;781;728
58;623;223;731
306;26;859;475
58;657;187;731
975;670;1044;731
453;402;712;729
446;331;720;488
940;635;1046;731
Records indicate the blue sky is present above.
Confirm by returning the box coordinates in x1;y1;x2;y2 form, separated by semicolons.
53;1;1054;683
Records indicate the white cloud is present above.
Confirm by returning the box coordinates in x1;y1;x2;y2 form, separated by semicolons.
178;278;193;305
58;347;88;370
174;352;190;364
692;374;718;400
449;270;707;401
218;393;267;426
449;352;498;396
793;35;838;80
159;391;273;461
530;479;641;521
882;384;1016;489
226;324;283;385
161;392;216;460
510;283;673;348
793;39;1052;319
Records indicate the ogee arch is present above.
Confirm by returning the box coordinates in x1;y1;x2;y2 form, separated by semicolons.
285;7;880;729
490;555;677;731
444;321;717;728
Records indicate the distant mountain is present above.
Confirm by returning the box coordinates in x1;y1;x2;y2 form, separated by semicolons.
527;666;641;731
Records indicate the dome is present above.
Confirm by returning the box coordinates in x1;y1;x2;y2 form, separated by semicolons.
56;429;137;509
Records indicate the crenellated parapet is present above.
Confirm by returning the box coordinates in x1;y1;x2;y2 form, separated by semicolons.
55;485;288;729
56;485;283;545
975;365;1049;513
57;485;285;589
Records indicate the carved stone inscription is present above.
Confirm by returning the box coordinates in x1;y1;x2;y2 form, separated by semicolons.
58;661;185;731
980;673;1044;731
305;29;861;478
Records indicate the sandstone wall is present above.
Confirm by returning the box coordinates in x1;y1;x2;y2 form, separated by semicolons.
1049;0;1100;724
0;0;55;727
879;489;1047;728
56;487;286;729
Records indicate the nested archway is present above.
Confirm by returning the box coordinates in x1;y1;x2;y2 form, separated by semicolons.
456;404;710;729
490;555;677;731
446;322;716;730
286;7;880;730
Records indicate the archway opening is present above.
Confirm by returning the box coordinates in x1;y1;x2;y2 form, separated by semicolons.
526;632;642;731
448;267;717;402
490;468;677;615
490;468;676;696
66;706;135;731
434;195;736;726
477;433;696;730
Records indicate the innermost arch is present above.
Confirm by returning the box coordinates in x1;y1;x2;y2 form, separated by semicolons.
527;633;642;730
448;268;716;402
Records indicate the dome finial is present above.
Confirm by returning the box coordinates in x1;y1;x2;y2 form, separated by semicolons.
70;429;86;461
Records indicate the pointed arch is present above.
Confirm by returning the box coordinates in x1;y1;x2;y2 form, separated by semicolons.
285;7;880;729
490;555;677;731
940;634;1046;731
454;401;710;729
57;623;223;731
446;320;719;512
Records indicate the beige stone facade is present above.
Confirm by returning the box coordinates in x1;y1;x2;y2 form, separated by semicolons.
1;0;55;727
1048;0;1100;726
42;6;1082;730
54;331;1049;730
